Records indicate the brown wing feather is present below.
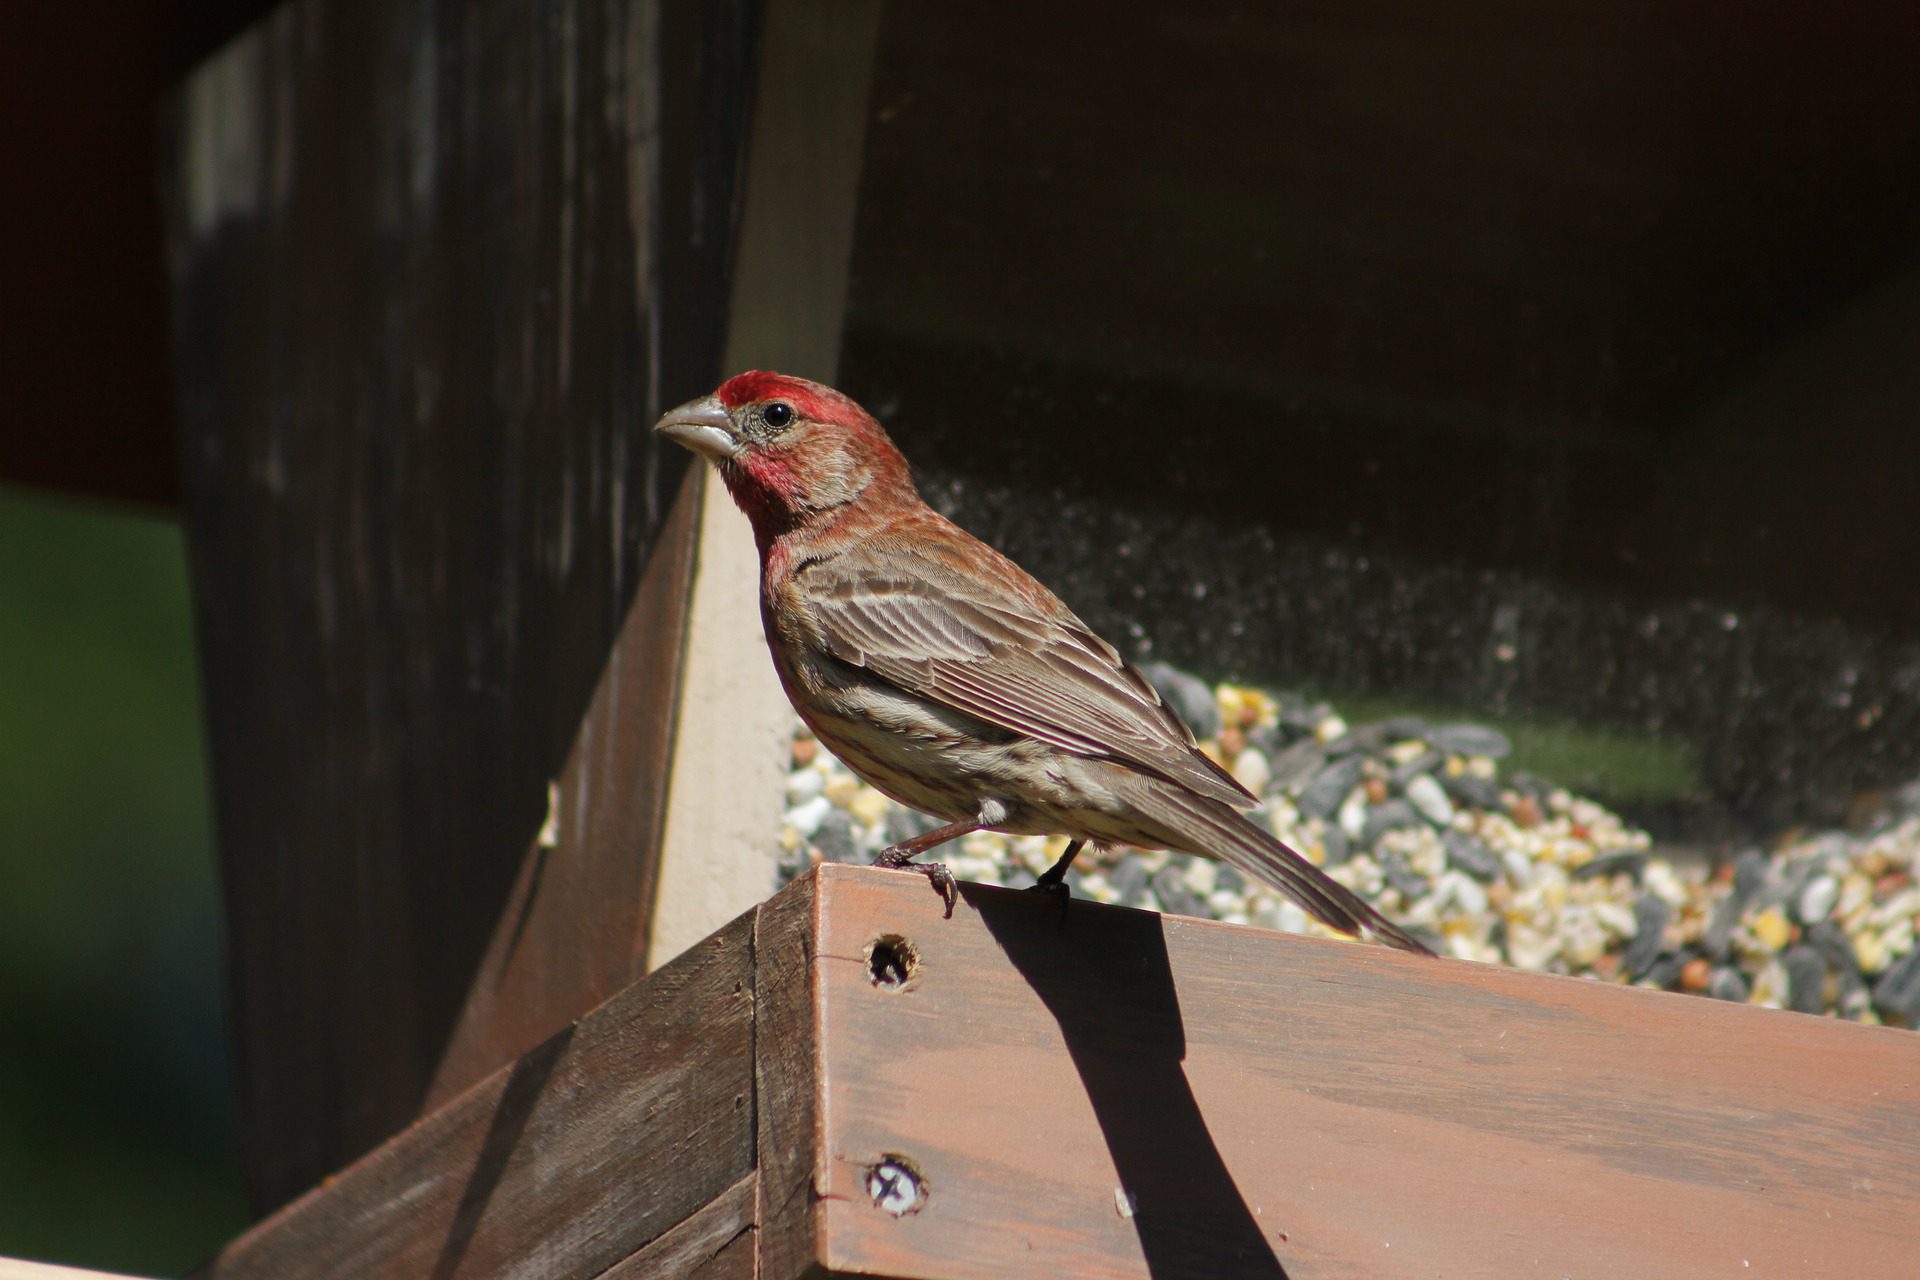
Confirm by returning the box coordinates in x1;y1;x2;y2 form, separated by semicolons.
800;544;1256;809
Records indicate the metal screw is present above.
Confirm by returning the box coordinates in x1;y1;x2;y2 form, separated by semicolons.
866;1156;926;1216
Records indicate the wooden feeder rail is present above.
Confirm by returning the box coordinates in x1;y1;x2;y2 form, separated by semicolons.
197;864;1920;1279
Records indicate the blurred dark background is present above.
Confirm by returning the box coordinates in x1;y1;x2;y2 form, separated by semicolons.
841;1;1920;842
5;0;1919;1271
2;1;274;1271
0;491;245;1272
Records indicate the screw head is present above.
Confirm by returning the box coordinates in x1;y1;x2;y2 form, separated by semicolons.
865;1155;927;1216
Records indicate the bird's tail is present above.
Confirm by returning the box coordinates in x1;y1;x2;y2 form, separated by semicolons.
1125;780;1435;955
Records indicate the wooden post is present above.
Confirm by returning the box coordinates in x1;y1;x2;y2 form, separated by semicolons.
160;0;756;1211
196;866;1920;1279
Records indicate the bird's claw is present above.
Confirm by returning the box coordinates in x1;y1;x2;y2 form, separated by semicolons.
874;846;958;919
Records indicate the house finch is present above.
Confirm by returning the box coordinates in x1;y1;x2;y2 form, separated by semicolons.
655;372;1431;953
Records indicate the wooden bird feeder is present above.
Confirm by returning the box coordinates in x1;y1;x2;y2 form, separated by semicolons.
9;0;1898;1278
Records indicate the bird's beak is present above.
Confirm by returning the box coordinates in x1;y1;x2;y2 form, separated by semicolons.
652;395;739;460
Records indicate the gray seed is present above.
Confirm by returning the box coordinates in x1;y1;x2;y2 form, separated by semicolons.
1296;756;1364;819
1871;950;1920;1024
1732;849;1770;900
1782;945;1829;1015
1360;799;1422;850
1837;967;1873;1019
1441;830;1501;882
813;810;860;863
1320;824;1352;866
1107;855;1151;907
1151;864;1204;918
1623;895;1671;978
1440;772;1502;810
1141;661;1220;739
1268;738;1328;793
1428;723;1512;758
1378;850;1429;901
1641;953;1688;990
1323;724;1384;758
1807;922;1862;976
1388;748;1446;788
1376;715;1433;742
1573;850;1648;883
1707;967;1750;1003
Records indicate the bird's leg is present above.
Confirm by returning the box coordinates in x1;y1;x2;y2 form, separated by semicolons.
1027;838;1085;924
1032;838;1085;892
873;819;976;918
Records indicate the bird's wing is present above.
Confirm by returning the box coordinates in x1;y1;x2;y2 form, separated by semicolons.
798;541;1257;809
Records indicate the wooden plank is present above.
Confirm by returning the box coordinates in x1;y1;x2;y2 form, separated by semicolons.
601;1174;756;1280
159;0;752;1209
184;865;1917;1278
805;864;1920;1280
754;871;827;1280
199;914;756;1280
423;470;701;1104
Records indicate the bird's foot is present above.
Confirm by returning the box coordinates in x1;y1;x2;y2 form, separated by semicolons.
1025;869;1073;925
873;845;958;919
1022;839;1083;925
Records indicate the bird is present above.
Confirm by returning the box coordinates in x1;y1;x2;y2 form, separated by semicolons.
654;371;1432;954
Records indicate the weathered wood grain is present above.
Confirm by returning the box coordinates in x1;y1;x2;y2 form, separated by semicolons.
806;864;1920;1280
159;0;753;1209
755;871;827;1280
199;914;756;1280
601;1173;756;1280
423;470;700;1106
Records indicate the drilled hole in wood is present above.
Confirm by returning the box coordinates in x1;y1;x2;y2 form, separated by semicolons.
866;934;919;990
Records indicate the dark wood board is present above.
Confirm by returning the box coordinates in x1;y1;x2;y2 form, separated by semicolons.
198;914;756;1280
754;871;825;1280
159;0;754;1209
601;1174;756;1280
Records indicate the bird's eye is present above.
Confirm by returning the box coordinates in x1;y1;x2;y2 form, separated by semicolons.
762;402;794;428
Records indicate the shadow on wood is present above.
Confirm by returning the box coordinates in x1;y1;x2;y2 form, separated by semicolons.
197;916;755;1279
964;884;1288;1278
427;1026;575;1280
